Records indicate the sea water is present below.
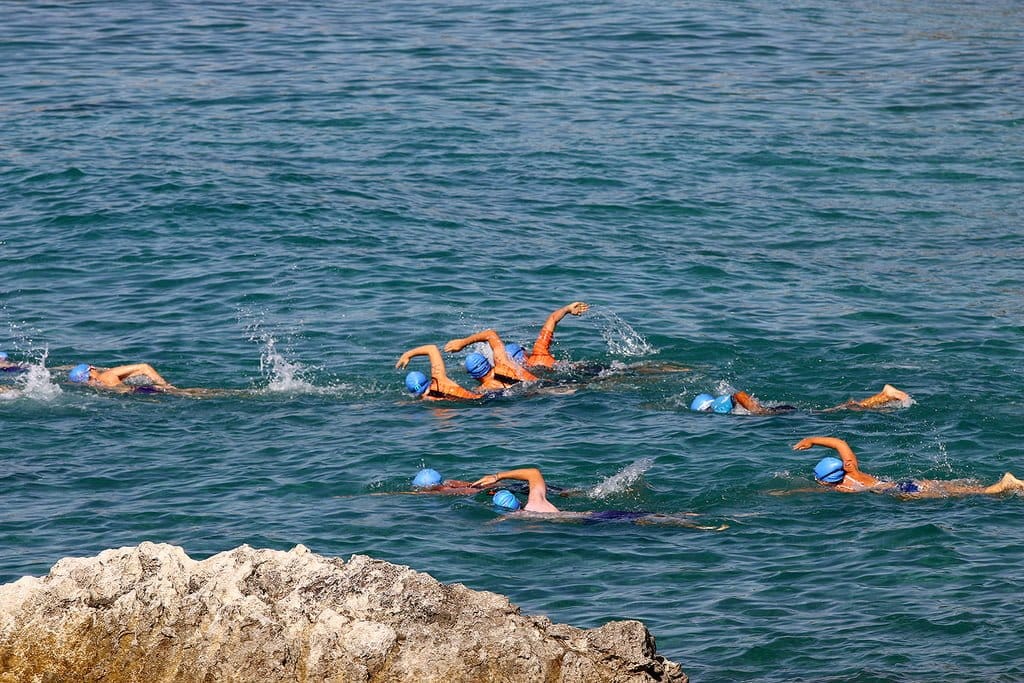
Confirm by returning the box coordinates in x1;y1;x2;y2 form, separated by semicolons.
2;2;1023;680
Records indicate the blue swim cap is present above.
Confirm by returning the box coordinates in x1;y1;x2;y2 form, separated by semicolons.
404;371;430;396
711;394;734;414
690;393;715;412
412;468;442;488
814;456;845;484
69;363;91;383
0;352;7;361
465;352;492;379
505;343;526;365
492;489;521;510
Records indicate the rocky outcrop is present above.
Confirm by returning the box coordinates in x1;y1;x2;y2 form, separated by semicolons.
0;542;685;682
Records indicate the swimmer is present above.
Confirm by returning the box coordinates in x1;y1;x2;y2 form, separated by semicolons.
66;362;217;397
443;330;538;390
794;436;1024;497
471;467;726;529
690;384;911;415
0;352;26;374
380;467;573;498
396;345;483;401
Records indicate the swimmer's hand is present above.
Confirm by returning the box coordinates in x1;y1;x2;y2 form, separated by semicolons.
443;338;468;353
567;301;589;316
395;352;412;369
471;473;500;488
792;439;815;451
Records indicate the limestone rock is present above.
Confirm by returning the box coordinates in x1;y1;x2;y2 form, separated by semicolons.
0;542;686;682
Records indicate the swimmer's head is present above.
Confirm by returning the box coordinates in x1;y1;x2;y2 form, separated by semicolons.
404;371;430;397
505;343;526;365
465;352;493;379
412;468;442;488
690;393;715;412
68;364;92;383
711;394;734;414
814;456;845;484
492;489;521;511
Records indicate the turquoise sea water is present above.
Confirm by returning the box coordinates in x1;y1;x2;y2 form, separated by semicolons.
2;2;1023;680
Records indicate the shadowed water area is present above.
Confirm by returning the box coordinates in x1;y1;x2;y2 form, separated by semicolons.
2;1;1023;680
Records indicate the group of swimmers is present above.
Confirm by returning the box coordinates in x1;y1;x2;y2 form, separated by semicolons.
387;302;1024;512
5;299;1024;511
405;438;1024;521
396;301;590;400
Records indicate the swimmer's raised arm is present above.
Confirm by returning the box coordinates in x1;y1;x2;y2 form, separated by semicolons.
444;329;507;355
396;344;445;370
529;302;588;368
538;302;588;338
793;437;862;475
396;344;453;382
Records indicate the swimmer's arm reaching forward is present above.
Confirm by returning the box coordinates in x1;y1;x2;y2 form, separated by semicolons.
472;468;558;512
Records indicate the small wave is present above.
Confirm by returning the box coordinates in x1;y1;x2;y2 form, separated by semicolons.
590;308;656;356
585;458;654;499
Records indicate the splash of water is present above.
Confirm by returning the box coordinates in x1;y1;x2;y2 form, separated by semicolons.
713;380;738;396
258;335;321;393
15;349;62;401
585;458;654;499
590;308;655;357
242;313;328;394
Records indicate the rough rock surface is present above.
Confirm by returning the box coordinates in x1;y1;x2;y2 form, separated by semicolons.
0;542;686;682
